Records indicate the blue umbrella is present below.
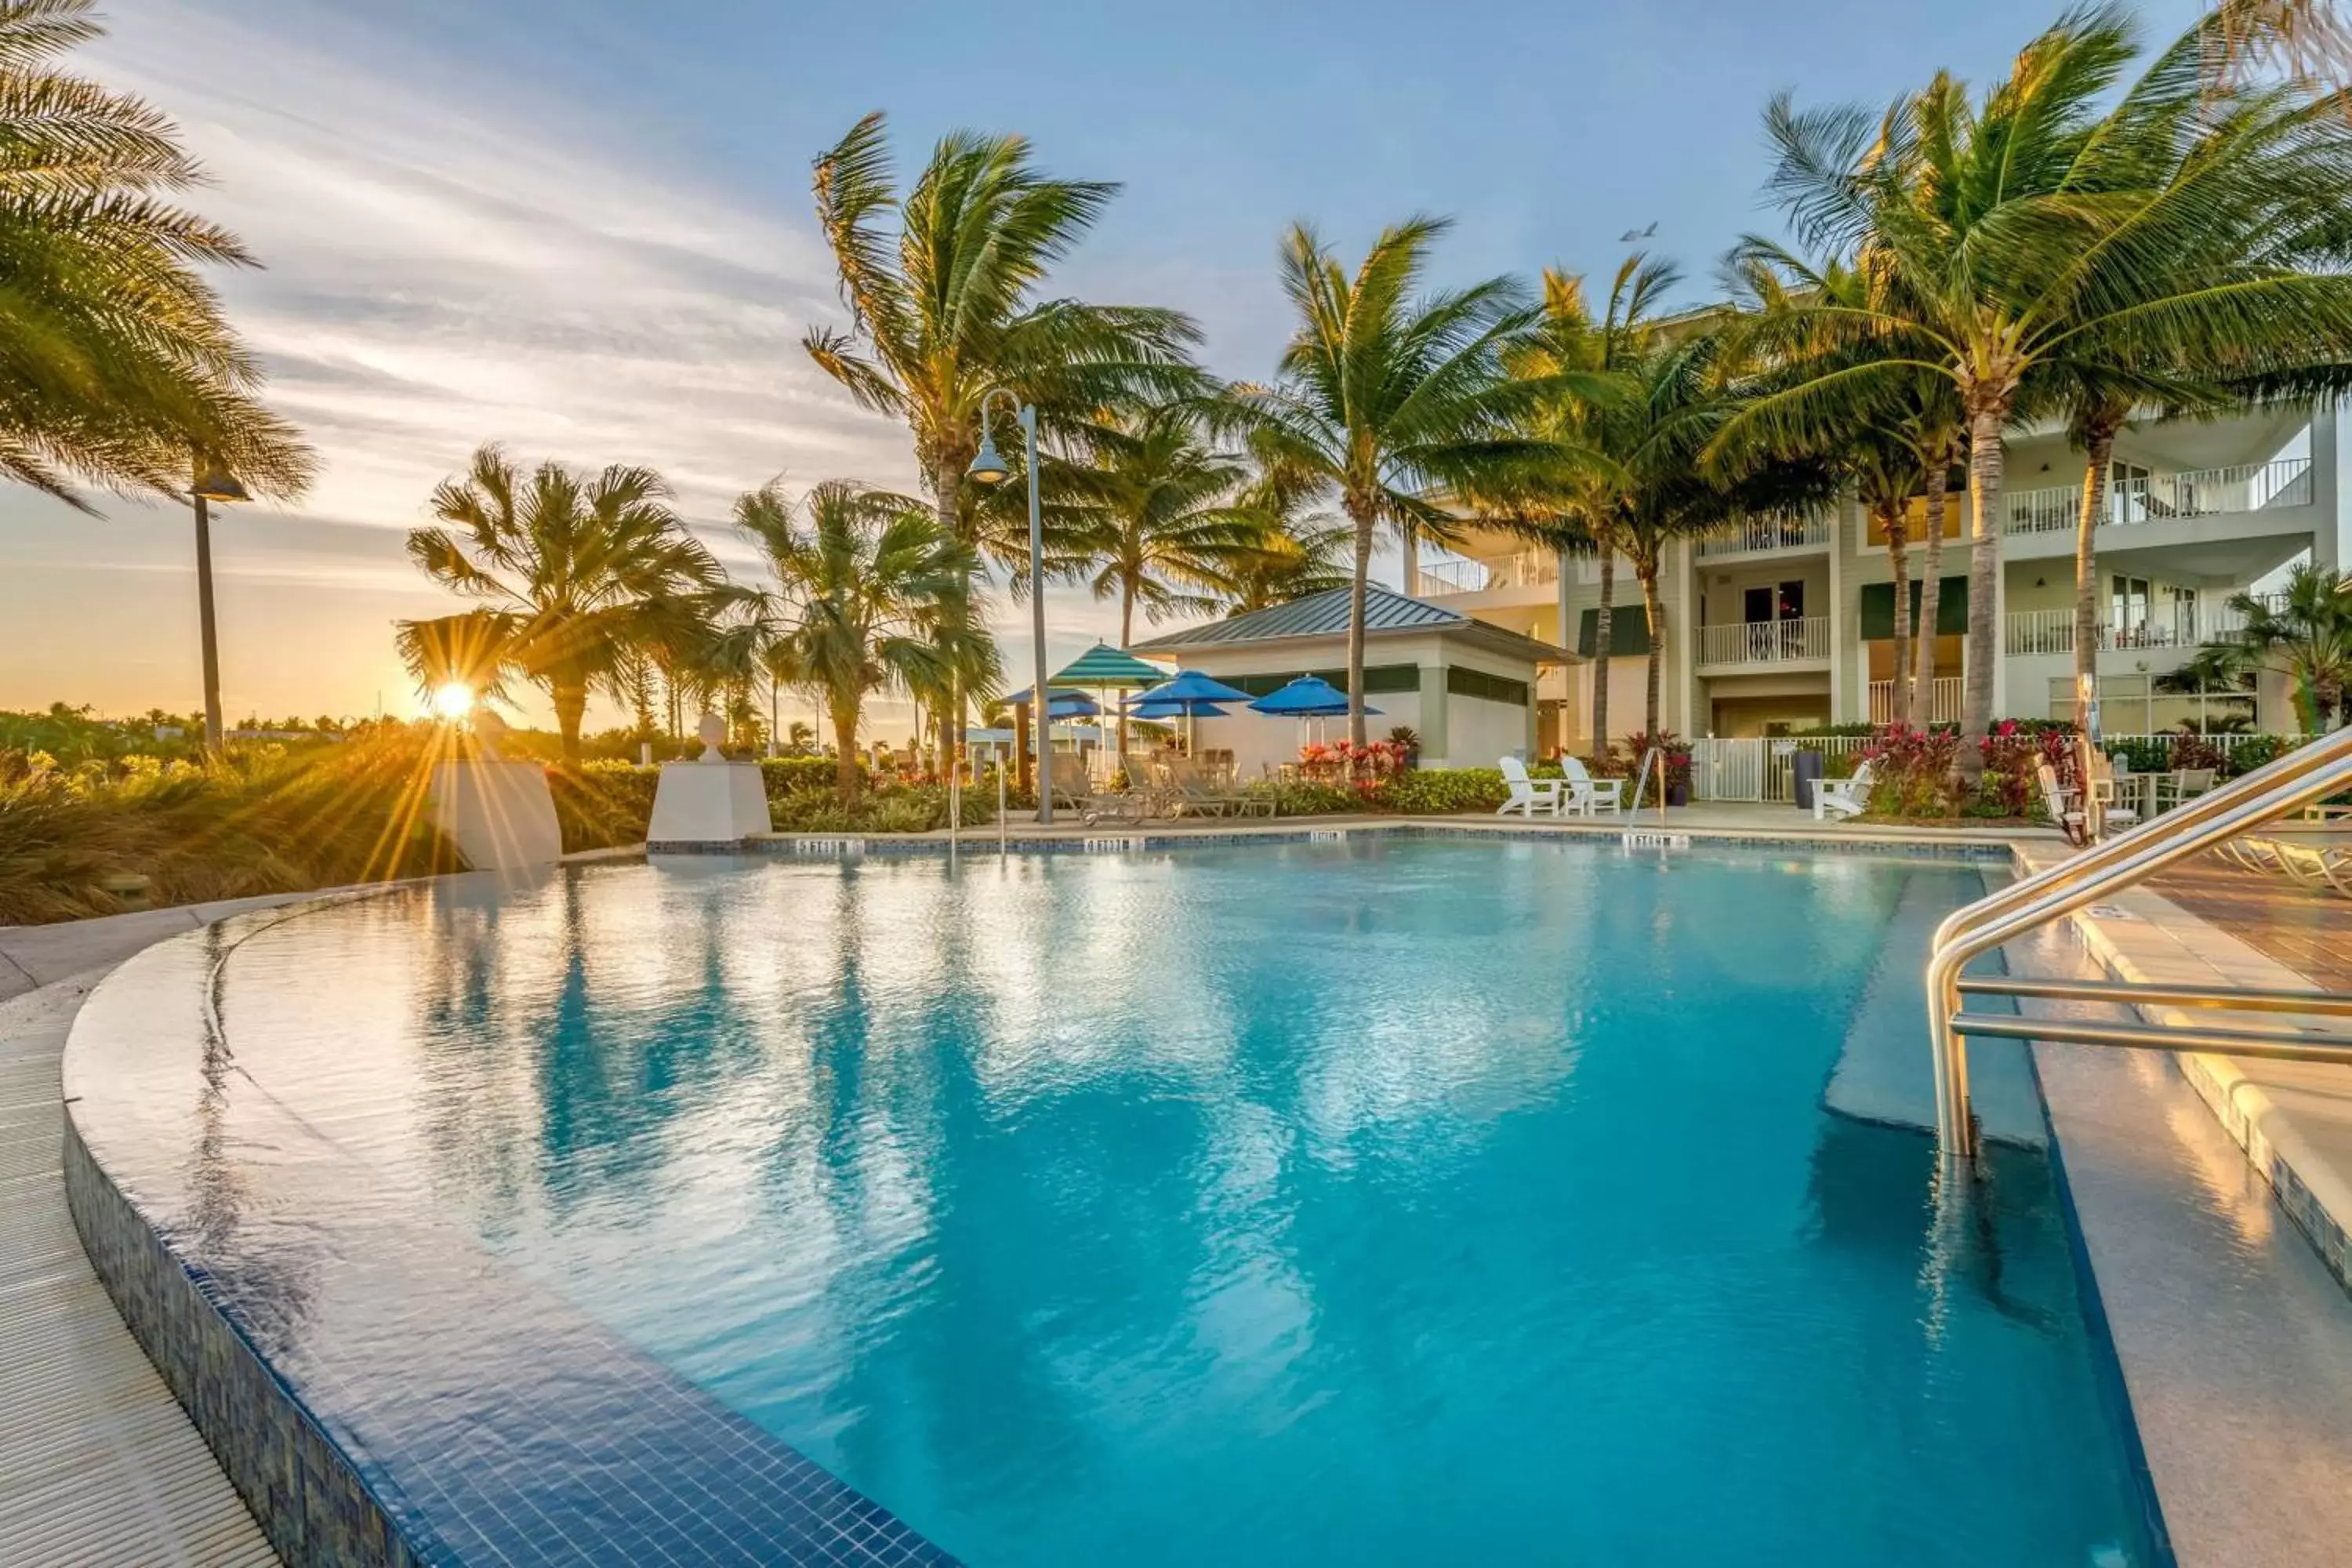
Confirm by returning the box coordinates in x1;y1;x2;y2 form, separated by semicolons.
1128;696;1225;720
1139;669;1254;706
1247;675;1377;719
1003;686;1101;719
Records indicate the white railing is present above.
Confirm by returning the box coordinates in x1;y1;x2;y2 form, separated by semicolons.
1699;615;1829;666
2005;457;2314;535
2004;591;2291;655
1690;735;1878;804
1414;557;1488;595
2005;608;2078;655
1867;677;1963;724
1698;513;1834;558
1414;548;1558;597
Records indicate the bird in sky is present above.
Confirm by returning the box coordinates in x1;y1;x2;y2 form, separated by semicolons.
1619;221;1658;242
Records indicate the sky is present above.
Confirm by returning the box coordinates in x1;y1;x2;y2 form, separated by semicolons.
0;0;2212;737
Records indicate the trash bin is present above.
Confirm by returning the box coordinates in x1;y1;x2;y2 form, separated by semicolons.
1791;749;1824;811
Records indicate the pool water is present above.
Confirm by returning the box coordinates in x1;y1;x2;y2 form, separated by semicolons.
260;839;2157;1565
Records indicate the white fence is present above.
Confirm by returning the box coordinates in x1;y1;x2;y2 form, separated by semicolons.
1690;735;1873;804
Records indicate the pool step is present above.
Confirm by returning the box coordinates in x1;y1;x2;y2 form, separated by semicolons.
1824;871;2047;1148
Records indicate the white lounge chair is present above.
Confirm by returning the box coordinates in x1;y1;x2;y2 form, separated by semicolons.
1813;759;1875;822
1559;757;1624;816
1496;756;1564;818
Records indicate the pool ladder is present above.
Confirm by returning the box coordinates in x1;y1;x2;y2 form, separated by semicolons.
1926;725;2352;1160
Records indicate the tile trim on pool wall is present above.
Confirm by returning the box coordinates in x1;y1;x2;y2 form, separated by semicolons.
63;1119;434;1567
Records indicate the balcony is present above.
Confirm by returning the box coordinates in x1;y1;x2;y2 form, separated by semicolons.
1412;548;1558;598
1868;677;1963;725
1697;514;1833;559
2004;457;2313;536
1698;615;1829;667
2002;593;2286;655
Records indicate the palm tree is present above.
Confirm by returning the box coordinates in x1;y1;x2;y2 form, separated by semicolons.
0;0;312;508
1728;2;2352;773
802;112;1202;567
2233;564;2352;729
397;445;722;760
738;480;980;798
1230;217;1599;749
1064;406;1261;646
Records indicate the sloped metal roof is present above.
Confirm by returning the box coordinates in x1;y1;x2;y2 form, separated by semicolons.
1130;586;1466;649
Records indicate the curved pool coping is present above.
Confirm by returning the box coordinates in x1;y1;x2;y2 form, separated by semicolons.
60;889;959;1568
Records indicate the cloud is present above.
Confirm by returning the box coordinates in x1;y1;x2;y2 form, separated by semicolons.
8;0;1135;724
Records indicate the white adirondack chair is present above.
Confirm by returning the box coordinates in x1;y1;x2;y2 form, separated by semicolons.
1813;759;1875;822
1559;757;1624;816
1496;756;1564;818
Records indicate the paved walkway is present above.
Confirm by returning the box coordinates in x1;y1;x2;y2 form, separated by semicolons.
0;965;277;1567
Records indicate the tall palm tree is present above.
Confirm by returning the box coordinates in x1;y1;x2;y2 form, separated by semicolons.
1726;2;2352;774
739;480;980;798
0;0;311;507
1231;216;1600;749
2232;563;2352;728
1064;407;1261;646
397;445;722;760
803;112;1202;568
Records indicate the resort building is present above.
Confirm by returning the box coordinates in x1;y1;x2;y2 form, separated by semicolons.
1412;405;2345;750
1127;586;1563;774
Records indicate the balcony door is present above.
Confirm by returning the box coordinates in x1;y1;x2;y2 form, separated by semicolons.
2109;574;2152;648
2108;459;2152;526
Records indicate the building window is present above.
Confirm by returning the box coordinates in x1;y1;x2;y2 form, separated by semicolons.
2110;575;2151;646
1445;666;1531;706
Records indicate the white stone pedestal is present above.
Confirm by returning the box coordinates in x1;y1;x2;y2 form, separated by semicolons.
647;760;772;846
429;760;563;869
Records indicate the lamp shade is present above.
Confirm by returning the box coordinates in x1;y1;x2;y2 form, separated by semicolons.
192;465;250;503
967;434;1011;486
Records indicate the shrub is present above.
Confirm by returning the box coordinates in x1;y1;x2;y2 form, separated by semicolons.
1243;779;1359;816
1860;725;1962;818
1978;721;2074;820
1376;768;1510;814
1618;729;1692;790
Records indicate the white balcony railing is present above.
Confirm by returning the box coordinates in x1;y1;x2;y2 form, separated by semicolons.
2002;591;2289;655
1867;677;1963;725
1699;615;1829;666
2004;457;2314;535
1413;548;1559;598
1698;513;1834;558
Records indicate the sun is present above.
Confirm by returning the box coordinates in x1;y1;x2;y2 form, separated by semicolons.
430;681;475;721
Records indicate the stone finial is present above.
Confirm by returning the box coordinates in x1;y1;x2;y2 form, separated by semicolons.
697;712;728;762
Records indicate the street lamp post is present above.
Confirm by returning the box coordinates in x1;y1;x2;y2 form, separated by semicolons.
967;390;1052;825
190;459;251;752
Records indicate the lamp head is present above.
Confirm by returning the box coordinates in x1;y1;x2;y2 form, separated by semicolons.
192;464;250;504
967;434;1011;486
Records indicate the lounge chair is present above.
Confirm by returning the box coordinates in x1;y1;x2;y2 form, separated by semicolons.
1813;760;1875;822
1497;756;1564;818
2083;753;2141;833
1051;755;1149;827
2270;840;2352;895
1559;757;1624;816
2154;768;2217;812
1164;757;1270;818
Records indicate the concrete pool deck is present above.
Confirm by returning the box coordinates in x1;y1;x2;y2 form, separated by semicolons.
2;817;2350;1566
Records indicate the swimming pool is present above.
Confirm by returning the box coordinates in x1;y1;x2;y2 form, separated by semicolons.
66;836;2162;1565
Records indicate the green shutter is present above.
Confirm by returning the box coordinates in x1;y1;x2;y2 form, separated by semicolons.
1859;578;1969;639
1576;608;1653;656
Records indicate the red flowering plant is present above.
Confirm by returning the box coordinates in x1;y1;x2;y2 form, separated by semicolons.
1617;728;1691;791
1297;739;1409;790
1859;724;1961;817
1978;720;2078;818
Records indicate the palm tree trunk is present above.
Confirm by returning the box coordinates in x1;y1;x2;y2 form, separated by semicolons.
1912;449;1949;725
553;681;588;762
2072;420;2118;731
1638;560;1667;739
831;695;862;799
1592;546;1615;760
1958;403;2008;783
1345;495;1375;754
1886;504;1915;729
1119;586;1135;760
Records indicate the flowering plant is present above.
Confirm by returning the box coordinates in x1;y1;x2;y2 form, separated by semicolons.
1298;739;1410;788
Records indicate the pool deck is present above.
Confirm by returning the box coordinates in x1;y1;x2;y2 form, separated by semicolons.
5;815;2352;1567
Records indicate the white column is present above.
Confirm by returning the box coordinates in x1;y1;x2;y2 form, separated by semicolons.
1827;502;1849;723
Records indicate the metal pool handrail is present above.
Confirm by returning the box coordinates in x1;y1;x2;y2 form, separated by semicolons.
1924;724;2352;1160
1628;746;1667;822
